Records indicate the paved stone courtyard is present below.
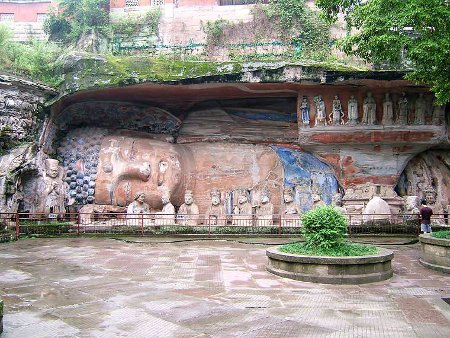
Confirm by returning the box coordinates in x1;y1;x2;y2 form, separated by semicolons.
1;238;450;337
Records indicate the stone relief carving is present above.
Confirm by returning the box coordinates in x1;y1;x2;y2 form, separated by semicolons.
362;92;376;125
330;95;344;125
126;191;151;225
314;96;327;127
347;95;359;125
414;93;426;125
177;190;200;226
205;188;226;226
397;92;409;125
299;96;310;127
255;187;274;226
382;93;394;125
40;159;65;214
154;191;175;226
432;103;445;125
403;195;420;220
232;189;253;226
281;186;301;227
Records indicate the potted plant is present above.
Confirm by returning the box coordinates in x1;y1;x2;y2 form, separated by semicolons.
266;205;394;284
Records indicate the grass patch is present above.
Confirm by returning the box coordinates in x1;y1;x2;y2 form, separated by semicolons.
432;231;450;240
279;241;379;257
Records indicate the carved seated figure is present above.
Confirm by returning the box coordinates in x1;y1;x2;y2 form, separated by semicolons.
232;189;253;226
256;188;274;226
205;188;226;226
127;192;151;226
177;190;200;226
281;187;301;227
312;193;326;209
155;192;175;226
404;195;420;220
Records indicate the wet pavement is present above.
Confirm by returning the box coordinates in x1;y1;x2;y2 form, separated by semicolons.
1;237;450;337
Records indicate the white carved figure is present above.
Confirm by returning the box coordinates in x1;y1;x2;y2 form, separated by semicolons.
127;192;151;225
382;93;394;125
397;92;409;125
330;95;344;125
232;189;253;226
299;97;310;127
256;187;274;226
205;188;226;226
178;190;200;226
155;191;175;226
347;95;359;125
41;159;65;215
414;93;426;125
362;196;391;223
404;195;420;220
362;92;376;125
281;186;301;227
314;96;327;127
312;193;326;209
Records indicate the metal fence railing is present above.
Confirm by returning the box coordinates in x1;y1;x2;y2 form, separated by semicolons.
2;212;448;239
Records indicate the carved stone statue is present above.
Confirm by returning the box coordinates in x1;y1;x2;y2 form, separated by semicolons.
362;92;376;125
299;96;310;127
414;93;426;125
256;187;274;226
312;193;326;209
432;103;445;125
177;190;200;226
314;96;327;127
347;95;359;125
404;195;420;220
382;93;394;125
232;189;253;226
155;191;175;226
41;159;65;215
205;188;226;226
330;95;344;125
397;92;409;125
332;192;347;215
281;186;301;227
127;191;151;225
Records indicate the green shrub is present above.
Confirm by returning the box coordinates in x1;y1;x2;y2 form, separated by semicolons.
301;205;347;250
279;241;378;257
433;231;450;240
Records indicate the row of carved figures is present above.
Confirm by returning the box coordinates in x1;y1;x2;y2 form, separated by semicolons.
299;92;445;127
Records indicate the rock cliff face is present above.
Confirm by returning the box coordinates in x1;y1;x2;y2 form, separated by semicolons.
0;55;449;217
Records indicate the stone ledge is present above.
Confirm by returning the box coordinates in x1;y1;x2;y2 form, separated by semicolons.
419;235;450;273
266;246;394;284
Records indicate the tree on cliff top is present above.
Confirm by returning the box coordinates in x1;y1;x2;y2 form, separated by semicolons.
44;0;110;44
315;0;450;104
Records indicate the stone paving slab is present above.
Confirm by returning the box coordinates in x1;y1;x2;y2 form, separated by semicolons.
1;238;450;337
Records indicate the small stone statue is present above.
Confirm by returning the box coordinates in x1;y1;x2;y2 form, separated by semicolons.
41;159;65;215
127;192;151;225
332;192;346;215
205;188;226;226
281;186;301;227
414;93;426;125
314;96;327;127
397;92;409;125
178;190;200;226
232;189;253;226
347;95;359;125
155;191;175;226
432;103;445;125
299;96;310;127
256;187;274;226
382;93;394;125
330;95;344;125
362;92;376;125
404;195;420;221
312;193;326;209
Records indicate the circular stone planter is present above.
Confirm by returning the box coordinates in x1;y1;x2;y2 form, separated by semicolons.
419;235;450;273
266;246;394;284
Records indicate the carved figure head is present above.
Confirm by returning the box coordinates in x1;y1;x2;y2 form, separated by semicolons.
161;190;171;205
405;196;419;211
210;188;221;206
184;190;194;205
237;189;249;204
45;159;60;178
424;186;436;205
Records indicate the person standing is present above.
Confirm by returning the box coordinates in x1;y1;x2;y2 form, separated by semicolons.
419;199;433;234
